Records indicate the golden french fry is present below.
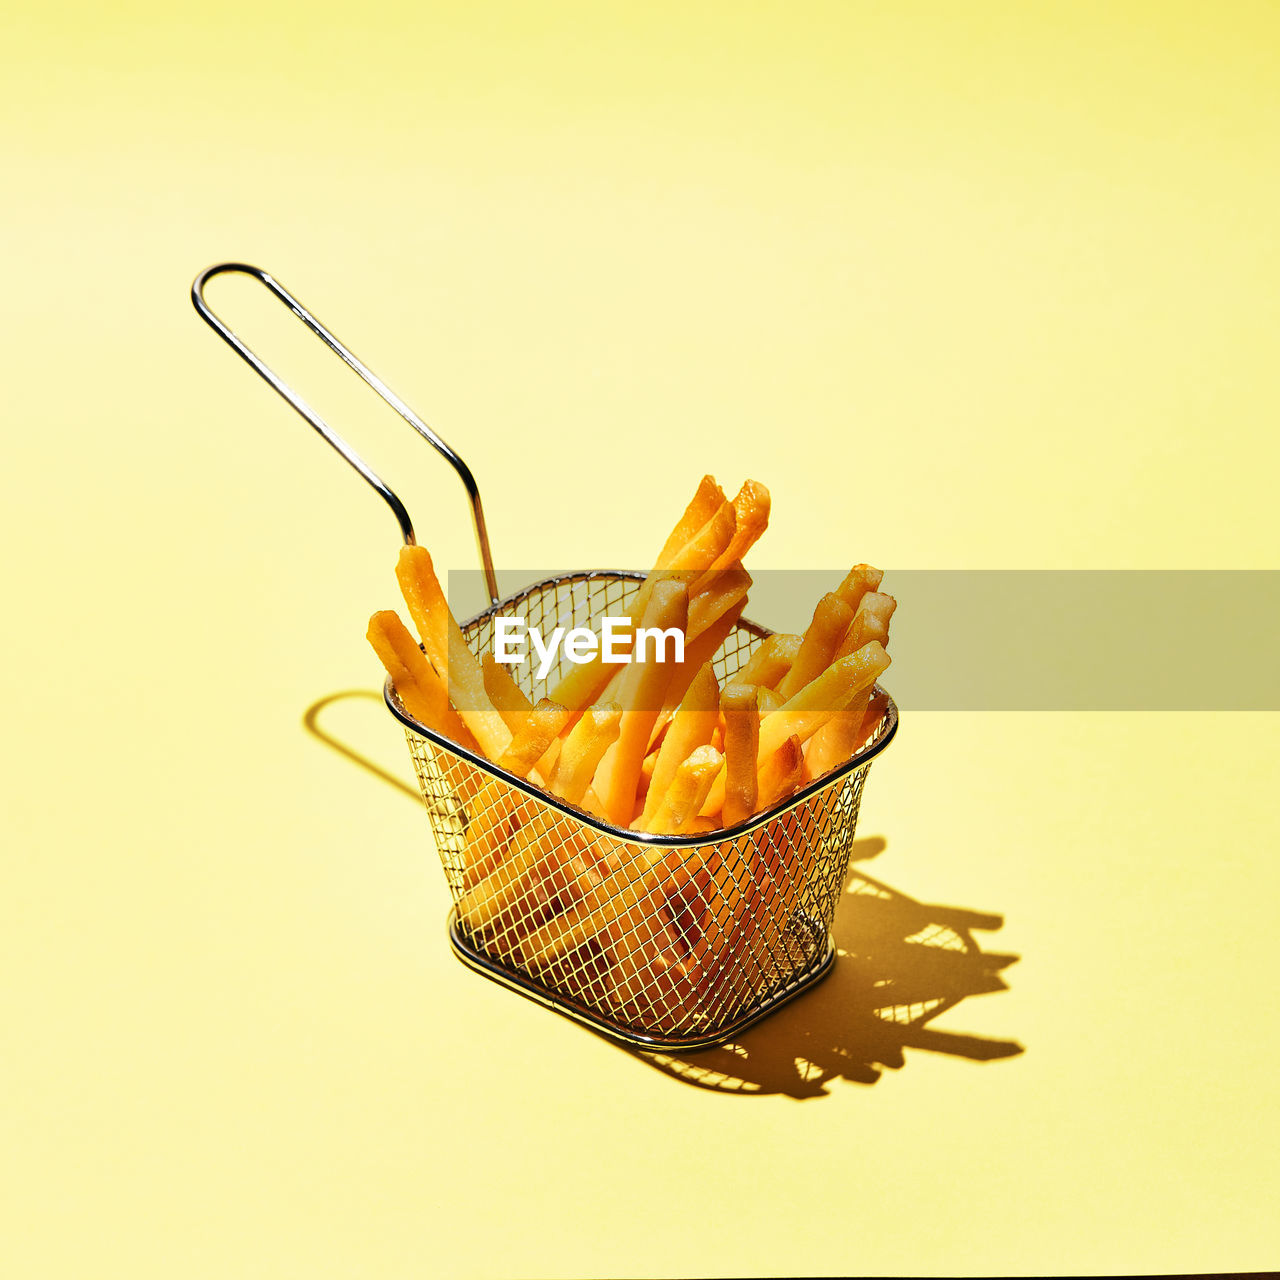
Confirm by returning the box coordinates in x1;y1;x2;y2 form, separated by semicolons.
548;485;735;713
640;663;720;827
686;563;751;642
856;688;892;748
521;845;704;970
776;592;855;700
809;592;898;778
495;699;571;779
700;642;891;818
455;810;555;936
666;499;736;583
757;642;890;756
456;813;593;961
548;702;622;806
677;845;774;1009
643;595;747;750
655;475;727;570
755;734;805;813
756;686;784;716
459;780;527;889
681;815;719;835
366;610;478;752
720;683;760;828
637;749;657;804
578;787;608;820
394;547;448;673
734;633;802;690
482;650;533;732
396;545;512;759
833;564;884;615
592;579;689;827
833;590;897;662
600;877;693;1013
646;745;723;835
702;479;770;580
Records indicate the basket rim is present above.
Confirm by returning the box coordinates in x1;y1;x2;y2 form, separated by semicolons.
382;568;899;847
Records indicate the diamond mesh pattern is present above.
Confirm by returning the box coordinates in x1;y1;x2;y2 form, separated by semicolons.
398;572;893;1046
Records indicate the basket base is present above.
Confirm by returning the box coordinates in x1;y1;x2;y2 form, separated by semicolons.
446;908;837;1053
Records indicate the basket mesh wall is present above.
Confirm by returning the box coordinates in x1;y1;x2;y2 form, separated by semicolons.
400;573;891;1046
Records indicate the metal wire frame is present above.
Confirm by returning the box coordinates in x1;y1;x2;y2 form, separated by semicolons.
191;262;500;602
386;571;899;1051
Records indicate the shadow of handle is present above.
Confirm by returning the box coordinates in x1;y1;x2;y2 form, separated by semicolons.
302;689;423;804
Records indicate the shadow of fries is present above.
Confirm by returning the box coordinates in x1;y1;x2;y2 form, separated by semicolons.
631;854;1023;1098
303;689;1022;1094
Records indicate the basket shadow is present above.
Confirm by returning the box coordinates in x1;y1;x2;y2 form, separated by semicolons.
630;848;1023;1099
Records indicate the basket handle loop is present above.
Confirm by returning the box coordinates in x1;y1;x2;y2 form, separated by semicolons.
190;262;500;604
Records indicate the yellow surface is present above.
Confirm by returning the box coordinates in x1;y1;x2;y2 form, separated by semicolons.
3;3;1278;1276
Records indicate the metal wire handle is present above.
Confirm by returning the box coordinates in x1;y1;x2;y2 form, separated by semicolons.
190;262;500;604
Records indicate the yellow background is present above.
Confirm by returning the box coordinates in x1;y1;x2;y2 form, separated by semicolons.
3;3;1278;1276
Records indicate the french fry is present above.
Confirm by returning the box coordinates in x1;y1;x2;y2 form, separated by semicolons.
521;845;704;970
703;479;770;579
700;642;891;818
640;663;720;827
396;545;512;759
600;877;694;1014
495;699;571;779
832;590;897;662
654;475;726;570
677;845;774;1011
636;749;657;803
734;633;802;690
686;563;751;642
455;810;563;938
483;650;533;732
459;811;602;950
600;565;748;710
366;610;479;752
394;545;450;671
642;594;747;750
458;780;526;890
592;579;689;827
720;683;760;828
756;686;784;716
681;815;719;835
776;592;855;700
548;702;622;806
756;734;805;812
548;492;737;712
808;592;898;778
755;642;890;760
833;564;884;615
667;499;736;583
646;745;724;835
857;687;892;748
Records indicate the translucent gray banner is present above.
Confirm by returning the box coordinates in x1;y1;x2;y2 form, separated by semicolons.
444;570;1280;711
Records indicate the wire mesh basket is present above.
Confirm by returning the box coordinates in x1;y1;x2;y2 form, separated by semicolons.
193;263;898;1052
387;571;897;1048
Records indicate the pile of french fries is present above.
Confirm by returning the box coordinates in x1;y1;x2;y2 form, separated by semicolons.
367;475;896;1026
